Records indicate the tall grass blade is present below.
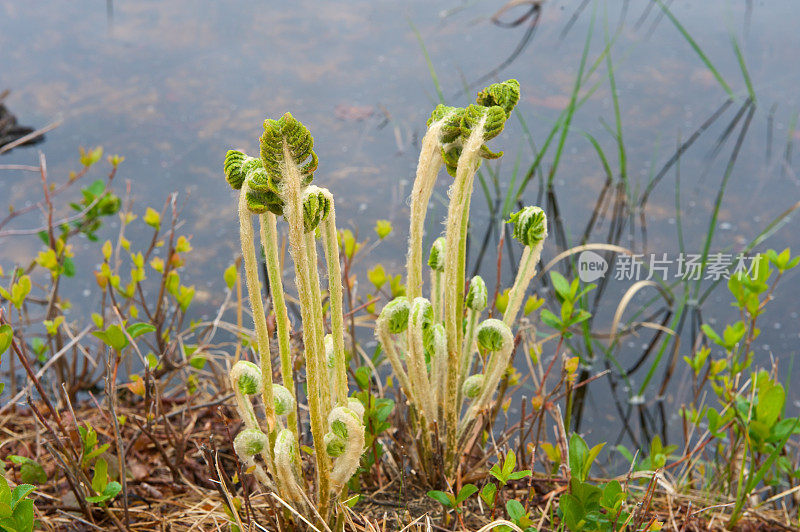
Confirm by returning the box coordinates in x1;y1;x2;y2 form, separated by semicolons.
604;5;627;190
693;101;754;297
655;0;734;98
728;26;755;101
547;0;597;189
409;20;445;104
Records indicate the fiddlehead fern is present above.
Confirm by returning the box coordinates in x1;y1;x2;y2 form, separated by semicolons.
246;164;284;215
324;406;365;493
259;112;332;514
274;429;305;502
462;374;484;400
233;428;272;488
438;78;519;177
224;151;285;214
231;360;262;395
226;114;359;521
391;80;522;476
301;185;330;233
428;237;446;322
223;149;278;431
272;384;295;417
475;79;521;116
382;296;411;333
460;275;488;404
441;85;515;473
258;211;298;436
375;297;414;403
477;319;510;352
234;428;269;461
259;112;318;191
230;360;262;429
224;150;248;190
465;275;488;312
405;106;461;302
508;205;547;247
427;236;446;272
460;318;515;433
504;206;547;326
317;187;349;408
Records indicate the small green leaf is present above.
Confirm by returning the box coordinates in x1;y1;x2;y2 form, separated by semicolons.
102;481;122;499
367;264;387;290
701;324;724;348
92;458;108;494
757;382;785;428
146;352;160;370
480;483;496;506
568;434;589;483
0;324;13;356
455;484;478;505
505;499;526;521
9;484;35;511
143;207;161;229
79;147;104;167
427;490;454;508
503;450;517;478
508;469;531;481
540;309;564;332
374;219;392;239
550;271;571;301
126;323;155;339
175;235;192;253
8;457;47;485
223;264;237;289
344;494;360;508
93;324;129;352
559;493;585;531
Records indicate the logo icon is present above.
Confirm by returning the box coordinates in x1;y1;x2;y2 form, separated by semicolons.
577;250;608;282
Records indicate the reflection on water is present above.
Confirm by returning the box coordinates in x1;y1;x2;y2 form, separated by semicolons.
1;0;799;453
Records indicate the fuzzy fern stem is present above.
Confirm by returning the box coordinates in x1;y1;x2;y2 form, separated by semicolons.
238;183;277;431
273;133;331;514
458;276;487;409
405;112;454;301
259;212;298;436
304;230;332;412
319;189;348;407
442;113;488;474
407;297;437;422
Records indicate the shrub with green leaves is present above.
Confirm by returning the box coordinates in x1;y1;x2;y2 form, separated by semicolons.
558;434;661;532
0;475;36;532
681;248;800;527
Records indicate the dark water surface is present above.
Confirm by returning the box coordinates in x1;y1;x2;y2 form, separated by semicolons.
2;0;799;453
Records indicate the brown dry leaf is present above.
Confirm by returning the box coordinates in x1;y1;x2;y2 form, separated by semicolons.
128;459;150;481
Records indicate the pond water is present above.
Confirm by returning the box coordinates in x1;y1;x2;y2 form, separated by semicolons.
2;0;799;458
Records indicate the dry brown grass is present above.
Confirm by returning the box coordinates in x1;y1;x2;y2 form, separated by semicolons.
1;398;794;532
